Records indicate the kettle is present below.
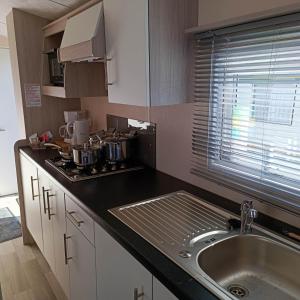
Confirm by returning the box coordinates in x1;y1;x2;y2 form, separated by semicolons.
66;119;90;145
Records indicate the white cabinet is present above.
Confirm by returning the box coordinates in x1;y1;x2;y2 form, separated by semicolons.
66;217;97;300
51;182;69;298
104;0;149;106
38;170;69;298
38;169;55;271
103;0;198;107
153;277;178;300
20;154;43;251
95;223;152;300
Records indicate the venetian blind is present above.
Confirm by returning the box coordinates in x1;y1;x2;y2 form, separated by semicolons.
192;14;300;214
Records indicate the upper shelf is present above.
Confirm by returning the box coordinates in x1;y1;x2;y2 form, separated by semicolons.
41;0;107;99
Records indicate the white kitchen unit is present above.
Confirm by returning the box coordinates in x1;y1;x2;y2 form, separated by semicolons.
20;154;44;251
38;169;55;271
66;213;97;300
153;277;178;300
95;223;152;300
50;180;70;298
20;151;178;300
103;0;198;106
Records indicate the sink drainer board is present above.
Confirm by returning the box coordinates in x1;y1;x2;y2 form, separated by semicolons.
110;191;229;248
109;191;300;300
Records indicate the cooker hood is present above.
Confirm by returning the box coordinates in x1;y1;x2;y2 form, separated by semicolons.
59;2;105;62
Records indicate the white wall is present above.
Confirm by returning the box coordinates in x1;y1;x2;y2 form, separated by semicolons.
198;0;300;28
0;48;20;195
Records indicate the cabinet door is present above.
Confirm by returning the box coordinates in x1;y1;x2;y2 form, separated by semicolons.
38;169;55;271
153;277;178;300
20;154;43;251
103;0;149;106
95;224;152;300
66;217;96;300
51;184;69;298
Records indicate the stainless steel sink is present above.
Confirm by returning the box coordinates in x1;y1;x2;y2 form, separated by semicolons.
198;234;300;300
109;191;300;300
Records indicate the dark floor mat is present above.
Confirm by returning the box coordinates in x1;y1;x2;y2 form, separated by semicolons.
0;207;22;243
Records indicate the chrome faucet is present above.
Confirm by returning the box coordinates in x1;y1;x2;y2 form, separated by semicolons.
240;200;257;234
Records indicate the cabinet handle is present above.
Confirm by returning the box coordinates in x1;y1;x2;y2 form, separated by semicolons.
66;210;84;227
134;288;144;300
104;58;113;87
63;234;72;265
30;176;39;200
42;187;50;214
46;191;55;220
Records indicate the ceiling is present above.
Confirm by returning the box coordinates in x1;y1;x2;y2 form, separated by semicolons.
0;0;89;36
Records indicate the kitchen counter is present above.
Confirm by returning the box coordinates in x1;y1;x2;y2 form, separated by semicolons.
18;146;299;300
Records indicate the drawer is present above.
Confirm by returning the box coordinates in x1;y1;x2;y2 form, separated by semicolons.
65;195;94;245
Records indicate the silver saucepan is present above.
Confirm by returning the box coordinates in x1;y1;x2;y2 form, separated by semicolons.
104;136;132;162
72;143;102;166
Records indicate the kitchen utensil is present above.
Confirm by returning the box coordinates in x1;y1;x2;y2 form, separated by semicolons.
104;136;133;162
44;143;73;160
44;48;64;86
59;125;72;143
72;143;101;166
64;110;86;123
66;119;90;145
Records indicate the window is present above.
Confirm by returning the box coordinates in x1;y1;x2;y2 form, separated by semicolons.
192;14;300;214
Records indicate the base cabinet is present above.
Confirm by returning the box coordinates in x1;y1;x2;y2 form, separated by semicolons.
95;224;152;300
153;277;178;300
20;154;44;251
66;217;97;300
38;170;55;271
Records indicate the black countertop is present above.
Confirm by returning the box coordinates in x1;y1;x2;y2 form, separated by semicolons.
19;146;299;300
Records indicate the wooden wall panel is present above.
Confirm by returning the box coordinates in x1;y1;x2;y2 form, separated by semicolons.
7;9;80;138
149;0;198;106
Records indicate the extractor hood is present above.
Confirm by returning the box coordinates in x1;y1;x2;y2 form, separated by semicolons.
59;2;105;62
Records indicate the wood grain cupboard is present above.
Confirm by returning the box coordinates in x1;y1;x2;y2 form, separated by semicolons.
20;154;44;251
66;217;97;300
103;0;198;107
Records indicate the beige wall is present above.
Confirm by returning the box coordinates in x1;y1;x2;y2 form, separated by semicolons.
80;0;300;229
0;35;8;48
198;0;300;28
81;96;299;227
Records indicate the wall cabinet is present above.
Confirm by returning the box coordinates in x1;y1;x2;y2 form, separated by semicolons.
20;154;44;251
66;217;97;300
103;0;198;106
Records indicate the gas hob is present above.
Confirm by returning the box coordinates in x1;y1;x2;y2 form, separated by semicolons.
45;157;144;182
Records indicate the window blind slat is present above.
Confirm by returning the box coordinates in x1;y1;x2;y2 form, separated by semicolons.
192;14;300;214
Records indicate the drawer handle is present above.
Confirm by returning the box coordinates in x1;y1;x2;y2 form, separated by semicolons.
42;187;50;214
30;176;39;200
63;234;72;265
134;288;144;300
67;210;84;227
46;191;55;220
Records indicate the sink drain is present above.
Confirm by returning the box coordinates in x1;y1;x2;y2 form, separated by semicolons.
227;284;249;298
